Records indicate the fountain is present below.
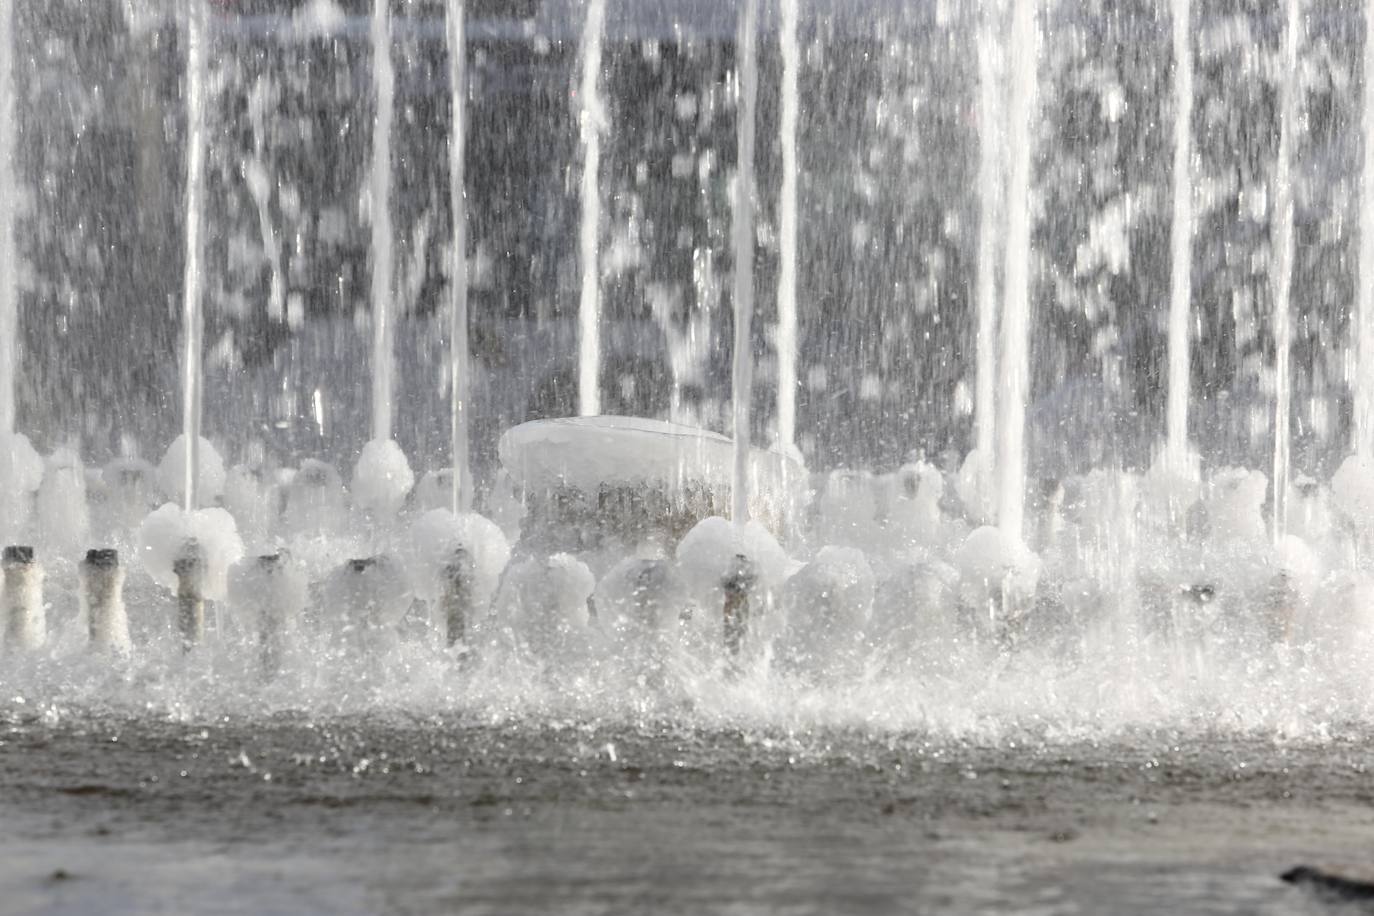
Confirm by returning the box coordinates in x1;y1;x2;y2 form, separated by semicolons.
732;0;759;525
1270;0;1300;543
5;5;1374;904
996;0;1038;543
181;0;209;512
775;0;801;456
447;0;471;513
369;0;396;442
577;0;608;418
1166;0;1194;472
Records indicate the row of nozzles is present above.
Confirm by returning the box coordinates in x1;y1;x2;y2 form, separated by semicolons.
2;545;126;653
1;541;771;676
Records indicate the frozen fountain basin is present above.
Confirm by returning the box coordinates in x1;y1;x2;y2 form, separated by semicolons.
498;416;805;549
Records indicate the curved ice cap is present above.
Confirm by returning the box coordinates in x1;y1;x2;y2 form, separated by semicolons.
491;553;596;657
351;439;415;519
777;546;875;670
404;508;510;607
953;525;1040;608
137;503;244;601
676;516;792;609
157;435;226;508
321;554;414;632
594;556;694;643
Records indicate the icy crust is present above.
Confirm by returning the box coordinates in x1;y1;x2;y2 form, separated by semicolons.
498;417;805;530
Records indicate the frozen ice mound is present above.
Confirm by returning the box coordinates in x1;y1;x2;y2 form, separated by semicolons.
403;508;510;607
351;439;415;518
498;416;805;532
675;516;792;609
320;554;413;631
491;552;596;657
777;546;875;669
953;525;1040;608
594;556;693;644
137;503;244;601
228;552;310;626
157;435;226;508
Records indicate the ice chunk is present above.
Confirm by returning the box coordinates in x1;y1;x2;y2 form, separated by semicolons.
157;435;226;508
137;503;244;601
404;508;510;608
351;439;414;519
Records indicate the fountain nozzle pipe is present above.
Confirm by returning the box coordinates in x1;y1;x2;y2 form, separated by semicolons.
175;537;206;651
722;553;758;657
81;548;129;654
2;545;42;650
441;545;475;648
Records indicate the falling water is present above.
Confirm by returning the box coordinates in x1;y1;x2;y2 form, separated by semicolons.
1166;0;1194;470
577;0;608;418
181;0;209;511
447;0;471;513
0;0;15;436
732;0;759;525
974;19;1002;509
1271;0;1300;542
775;0;800;454
997;0;1038;541
1358;0;1374;459
369;0;396;442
